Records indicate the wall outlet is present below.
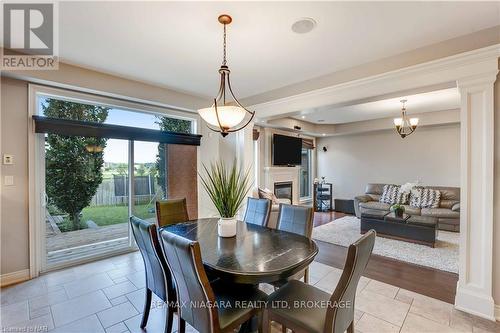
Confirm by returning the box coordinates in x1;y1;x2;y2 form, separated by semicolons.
3;154;14;165
4;176;14;186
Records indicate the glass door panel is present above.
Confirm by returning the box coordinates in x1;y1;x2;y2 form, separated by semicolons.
132;141;164;222
44;137;131;267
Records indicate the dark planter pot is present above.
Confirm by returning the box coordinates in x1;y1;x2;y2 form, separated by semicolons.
394;208;404;218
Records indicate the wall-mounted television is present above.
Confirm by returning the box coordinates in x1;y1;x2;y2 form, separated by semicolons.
272;134;302;166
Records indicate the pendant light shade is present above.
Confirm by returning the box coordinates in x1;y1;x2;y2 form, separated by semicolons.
197;14;255;137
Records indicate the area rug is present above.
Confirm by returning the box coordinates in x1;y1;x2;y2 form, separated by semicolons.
312;216;459;273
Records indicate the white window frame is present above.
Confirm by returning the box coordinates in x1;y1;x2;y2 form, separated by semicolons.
28;84;199;275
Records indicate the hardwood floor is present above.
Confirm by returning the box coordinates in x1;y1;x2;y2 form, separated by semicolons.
313;211;459;304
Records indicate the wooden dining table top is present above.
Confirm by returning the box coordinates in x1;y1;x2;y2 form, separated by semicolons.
160;218;318;284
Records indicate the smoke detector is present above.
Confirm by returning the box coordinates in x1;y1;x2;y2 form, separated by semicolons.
291;18;317;34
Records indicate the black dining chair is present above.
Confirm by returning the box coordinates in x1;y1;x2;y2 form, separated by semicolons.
263;230;376;333
130;216;177;333
159;229;268;333
274;204;314;284
243;197;272;226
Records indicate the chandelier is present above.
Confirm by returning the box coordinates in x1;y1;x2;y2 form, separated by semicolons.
197;14;255;137
394;99;418;138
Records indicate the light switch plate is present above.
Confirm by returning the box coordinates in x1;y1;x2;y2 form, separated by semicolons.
4;176;14;186
3;154;14;165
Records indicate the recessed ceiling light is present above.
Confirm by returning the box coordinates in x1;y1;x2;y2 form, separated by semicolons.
322;133;326;136
291;18;317;34
301;115;306;119
317;119;325;122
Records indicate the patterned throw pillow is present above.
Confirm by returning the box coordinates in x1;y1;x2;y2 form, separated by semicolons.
379;185;408;205
410;188;441;208
258;188;279;204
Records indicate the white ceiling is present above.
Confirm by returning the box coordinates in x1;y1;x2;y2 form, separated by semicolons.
44;2;500;100
292;88;460;124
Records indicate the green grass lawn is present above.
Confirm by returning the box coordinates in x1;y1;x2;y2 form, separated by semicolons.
81;203;155;227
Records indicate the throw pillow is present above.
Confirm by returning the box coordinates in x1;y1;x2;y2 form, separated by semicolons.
379;185;408;205
410;188;441;208
258;188;278;205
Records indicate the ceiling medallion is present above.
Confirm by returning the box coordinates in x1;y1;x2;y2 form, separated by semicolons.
393;99;419;139
197;14;255;137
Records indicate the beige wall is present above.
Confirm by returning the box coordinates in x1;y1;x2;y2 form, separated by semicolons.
317;124;461;200
0;78;30;274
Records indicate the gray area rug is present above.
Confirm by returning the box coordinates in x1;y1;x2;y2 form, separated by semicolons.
312;216;459;273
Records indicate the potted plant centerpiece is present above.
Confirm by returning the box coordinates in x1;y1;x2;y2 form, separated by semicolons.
391;204;405;218
199;159;252;237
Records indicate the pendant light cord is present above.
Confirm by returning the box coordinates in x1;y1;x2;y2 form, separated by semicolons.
222;23;227;66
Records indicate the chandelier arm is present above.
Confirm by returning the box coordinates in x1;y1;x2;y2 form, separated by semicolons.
226;75;256;116
213;98;225;131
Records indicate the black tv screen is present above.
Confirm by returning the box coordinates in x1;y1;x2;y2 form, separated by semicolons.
272;134;302;166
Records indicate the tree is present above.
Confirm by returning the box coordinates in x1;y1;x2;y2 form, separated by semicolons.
44;99;109;231
155;116;192;197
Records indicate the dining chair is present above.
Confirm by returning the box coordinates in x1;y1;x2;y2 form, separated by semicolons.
155;198;189;227
262;230;376;333
159;230;268;333
274;204;314;284
243;197;272;226
130;216;177;333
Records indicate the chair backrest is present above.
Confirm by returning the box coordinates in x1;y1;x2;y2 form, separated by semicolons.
159;230;218;333
276;204;314;238
243;197;271;227
324;230;376;333
155;198;189;228
129;216;175;303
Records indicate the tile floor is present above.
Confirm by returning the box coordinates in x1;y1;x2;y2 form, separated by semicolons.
1;252;499;333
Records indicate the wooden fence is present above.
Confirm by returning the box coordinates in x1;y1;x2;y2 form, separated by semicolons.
90;175;163;206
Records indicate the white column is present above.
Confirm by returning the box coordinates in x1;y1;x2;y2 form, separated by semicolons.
455;71;498;320
235;122;255;218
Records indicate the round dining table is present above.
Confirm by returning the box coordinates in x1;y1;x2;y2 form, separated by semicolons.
160;217;319;284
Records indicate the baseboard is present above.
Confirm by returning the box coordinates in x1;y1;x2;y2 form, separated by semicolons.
495;304;500;322
0;269;30;287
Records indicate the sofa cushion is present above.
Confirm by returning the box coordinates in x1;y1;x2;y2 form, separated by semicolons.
258;188;278;204
359;201;391;211
421;208;459;219
451;203;460;212
380;185;408;205
402;205;421;216
410;188;441;208
365;183;385;195
427;186;459;201
439;199;459;209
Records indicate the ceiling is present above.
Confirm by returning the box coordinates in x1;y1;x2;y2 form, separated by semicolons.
33;1;500;100
291;88;460;124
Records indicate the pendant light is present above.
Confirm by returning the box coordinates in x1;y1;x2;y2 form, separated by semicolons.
394;99;418;138
197;14;255;137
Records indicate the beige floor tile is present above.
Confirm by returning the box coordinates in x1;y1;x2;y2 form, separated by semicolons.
309;261;335;279
363;280;399;299
105;322;129;333
401;312;461;332
127;271;146;289
63;272;114;298
51;290;111;327
356;313;400;333
29;288;68;310
449;309;473;332
395;289;414;305
124;288;146;313
103;281;137;300
124;307;172;333
409;292;453;325
42;267;77;288
7;313;54;332
1;279;48;306
356;276;371;295
471;315;500;333
97;301;138;328
51;314;105;333
356;290;410;327
354;309;364;323
29;305;51;319
314;268;342;293
0;300;29;326
110;295;128;306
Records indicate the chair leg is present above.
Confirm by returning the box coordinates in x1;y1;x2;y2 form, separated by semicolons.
164;304;174;333
140;289;152;329
281;325;287;333
178;316;186;333
347;321;354;333
304;268;309;284
262;310;271;333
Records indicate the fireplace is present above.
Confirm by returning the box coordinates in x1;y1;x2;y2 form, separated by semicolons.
274;181;293;202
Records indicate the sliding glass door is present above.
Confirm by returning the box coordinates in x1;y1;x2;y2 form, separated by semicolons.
35;89;197;271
